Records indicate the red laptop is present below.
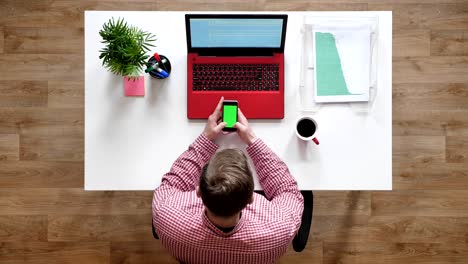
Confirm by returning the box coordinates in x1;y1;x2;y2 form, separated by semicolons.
185;14;288;119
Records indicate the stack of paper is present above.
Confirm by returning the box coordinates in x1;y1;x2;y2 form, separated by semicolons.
312;23;372;103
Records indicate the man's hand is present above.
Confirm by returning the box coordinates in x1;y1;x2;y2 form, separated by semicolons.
203;97;226;141
233;108;257;146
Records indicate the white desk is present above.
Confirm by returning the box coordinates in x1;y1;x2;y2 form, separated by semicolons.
85;11;392;190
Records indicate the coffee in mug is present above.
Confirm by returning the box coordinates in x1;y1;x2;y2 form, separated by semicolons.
296;117;319;145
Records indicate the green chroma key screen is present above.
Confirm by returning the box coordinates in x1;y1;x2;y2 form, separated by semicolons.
223;105;238;128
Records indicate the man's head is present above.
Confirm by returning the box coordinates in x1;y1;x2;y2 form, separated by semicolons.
198;149;254;218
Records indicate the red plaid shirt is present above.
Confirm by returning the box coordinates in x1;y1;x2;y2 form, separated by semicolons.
152;134;303;264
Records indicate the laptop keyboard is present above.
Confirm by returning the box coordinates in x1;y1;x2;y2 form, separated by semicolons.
192;64;280;91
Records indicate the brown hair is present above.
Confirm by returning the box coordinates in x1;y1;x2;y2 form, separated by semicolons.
199;149;254;217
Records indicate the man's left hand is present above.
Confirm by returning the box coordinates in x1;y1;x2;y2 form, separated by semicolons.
203;97;226;141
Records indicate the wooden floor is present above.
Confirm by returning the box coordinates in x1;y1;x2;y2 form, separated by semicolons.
0;0;467;263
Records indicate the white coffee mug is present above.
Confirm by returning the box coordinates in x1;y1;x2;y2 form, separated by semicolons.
295;117;319;145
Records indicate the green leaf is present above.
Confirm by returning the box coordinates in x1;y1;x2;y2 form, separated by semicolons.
98;17;156;77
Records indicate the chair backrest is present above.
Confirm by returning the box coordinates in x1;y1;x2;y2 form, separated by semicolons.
292;191;313;252
151;219;159;240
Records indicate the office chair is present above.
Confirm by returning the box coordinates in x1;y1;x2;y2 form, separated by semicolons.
292;190;313;252
151;190;313;253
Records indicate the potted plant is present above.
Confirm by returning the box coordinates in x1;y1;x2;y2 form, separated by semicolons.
99;18;156;96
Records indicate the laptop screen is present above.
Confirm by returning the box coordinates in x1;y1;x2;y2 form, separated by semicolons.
190;18;284;48
186;14;288;54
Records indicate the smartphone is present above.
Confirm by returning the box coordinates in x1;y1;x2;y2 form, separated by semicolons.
222;100;238;132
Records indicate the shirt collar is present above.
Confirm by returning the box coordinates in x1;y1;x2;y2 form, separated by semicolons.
202;209;246;237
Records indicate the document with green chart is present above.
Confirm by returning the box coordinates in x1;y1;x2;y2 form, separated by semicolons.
313;24;371;102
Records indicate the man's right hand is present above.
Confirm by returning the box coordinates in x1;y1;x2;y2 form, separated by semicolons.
233;109;257;146
203;96;226;141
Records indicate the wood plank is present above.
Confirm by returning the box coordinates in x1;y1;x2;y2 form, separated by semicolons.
157;0;366;12
0;216;47;241
262;1;368;11
393;56;468;84
48;215;154;241
393;162;468;190
0;242;109;264
368;3;468;30
314;191;371;216
0;81;47;107
393;83;468;136
278;242;322;264
0;54;83;81
431;30;468;56
395;119;468;138
392;110;468;136
394;29;430;57
265;0;467;4
393;109;468;121
393;136;445;164
0;189;152;215
0;108;83;136
393;83;468;112
45;54;83;81
0;26;3;53
110;241;178;264
367;216;468;243
0;0;158;28
393;120;446;136
0;110;20;134
48;81;83;108
3;27;83;54
310;215;369;243
447;115;468;136
0;134;19;161
447;136;468;163
371;190;468;217
156;0;269;11
0;54;48;80
0;161;83;188
20;134;83;161
324;242;468;264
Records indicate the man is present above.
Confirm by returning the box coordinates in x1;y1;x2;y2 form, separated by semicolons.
152;97;304;264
